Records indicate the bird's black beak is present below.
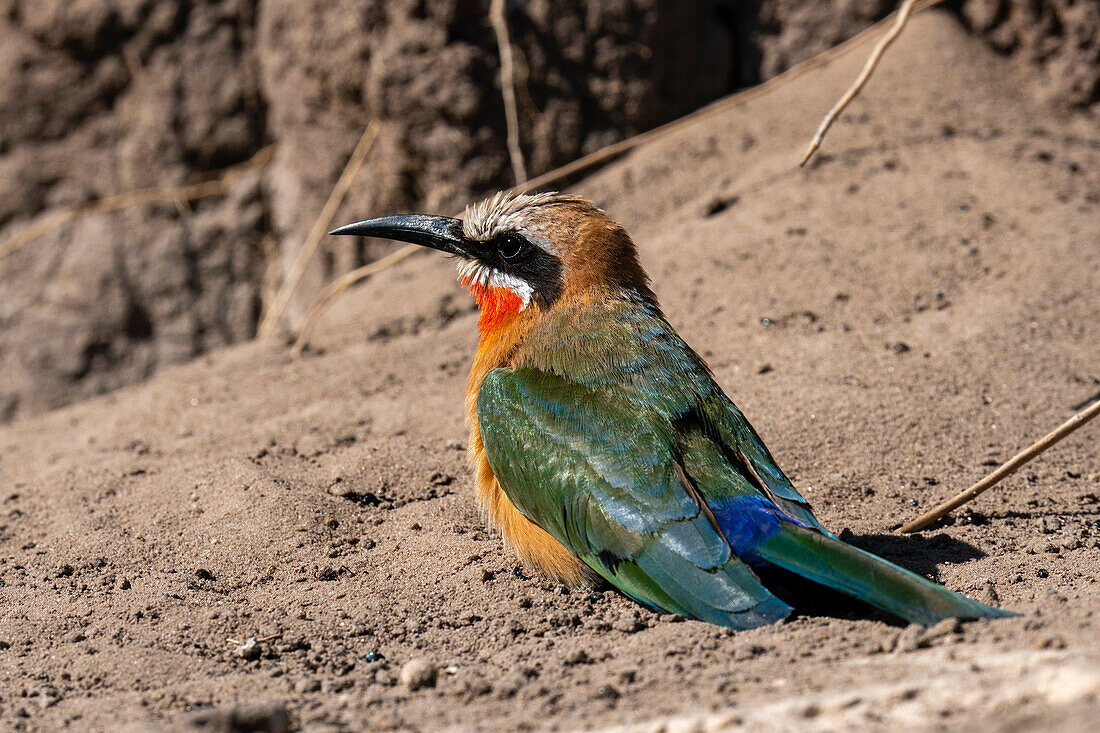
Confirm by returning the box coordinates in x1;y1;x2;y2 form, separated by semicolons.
329;214;470;257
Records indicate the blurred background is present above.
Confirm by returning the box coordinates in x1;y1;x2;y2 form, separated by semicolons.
0;0;1096;425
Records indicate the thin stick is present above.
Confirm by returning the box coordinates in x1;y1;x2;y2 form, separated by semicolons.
898;399;1100;534
290;244;421;356
800;0;944;167
257;120;382;338
288;2;950;352
490;0;527;185
0;146;275;263
226;633;282;646
526;0;944;190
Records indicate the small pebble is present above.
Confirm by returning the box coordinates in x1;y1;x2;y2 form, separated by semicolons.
399;658;437;691
922;618;960;644
594;684;620;700
1038;516;1061;534
462;680;493;700
613;618;647;634
236;638;261;661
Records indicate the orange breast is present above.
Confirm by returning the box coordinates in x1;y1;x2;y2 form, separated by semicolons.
462;306;590;587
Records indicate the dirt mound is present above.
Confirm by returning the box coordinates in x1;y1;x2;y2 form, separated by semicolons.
0;0;738;424
1;11;1097;731
3;0;1097;426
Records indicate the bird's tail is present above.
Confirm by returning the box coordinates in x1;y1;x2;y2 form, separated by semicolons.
751;521;1016;625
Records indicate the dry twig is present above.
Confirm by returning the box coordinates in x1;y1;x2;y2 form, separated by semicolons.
226;633;282;646
800;0;944;166
490;0;527;185
898;398;1100;534
0;146;275;264
257;120;382;338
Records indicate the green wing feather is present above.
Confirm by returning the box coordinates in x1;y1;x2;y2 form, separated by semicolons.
477;367;792;629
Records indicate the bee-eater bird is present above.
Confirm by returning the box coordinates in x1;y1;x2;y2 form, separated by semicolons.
332;191;1013;629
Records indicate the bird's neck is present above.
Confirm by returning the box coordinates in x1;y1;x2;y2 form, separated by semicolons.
467;308;524;402
467;289;667;394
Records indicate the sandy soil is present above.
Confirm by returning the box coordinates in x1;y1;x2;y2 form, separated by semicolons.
0;12;1097;732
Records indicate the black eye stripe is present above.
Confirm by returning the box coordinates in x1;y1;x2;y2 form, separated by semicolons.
478;231;563;306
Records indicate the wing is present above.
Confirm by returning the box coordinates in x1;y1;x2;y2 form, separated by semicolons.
696;394;832;535
477;367;792;629
512;294;828;535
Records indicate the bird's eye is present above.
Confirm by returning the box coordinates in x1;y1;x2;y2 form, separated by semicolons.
496;232;527;261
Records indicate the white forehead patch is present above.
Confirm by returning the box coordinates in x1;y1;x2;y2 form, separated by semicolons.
461;190;585;247
456;259;534;310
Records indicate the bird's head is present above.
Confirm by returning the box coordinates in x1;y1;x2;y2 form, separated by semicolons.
331;191;653;337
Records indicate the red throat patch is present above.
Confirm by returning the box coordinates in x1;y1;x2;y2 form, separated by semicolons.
461;276;524;336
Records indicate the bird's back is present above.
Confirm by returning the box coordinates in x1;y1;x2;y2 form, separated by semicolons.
512;291;713;406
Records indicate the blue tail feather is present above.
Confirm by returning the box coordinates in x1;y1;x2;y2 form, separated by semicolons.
709;496;1015;625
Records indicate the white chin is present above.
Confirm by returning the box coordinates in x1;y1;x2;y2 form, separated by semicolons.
456;259;534;310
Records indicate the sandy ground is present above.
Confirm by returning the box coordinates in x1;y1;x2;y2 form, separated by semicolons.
1;12;1098;732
